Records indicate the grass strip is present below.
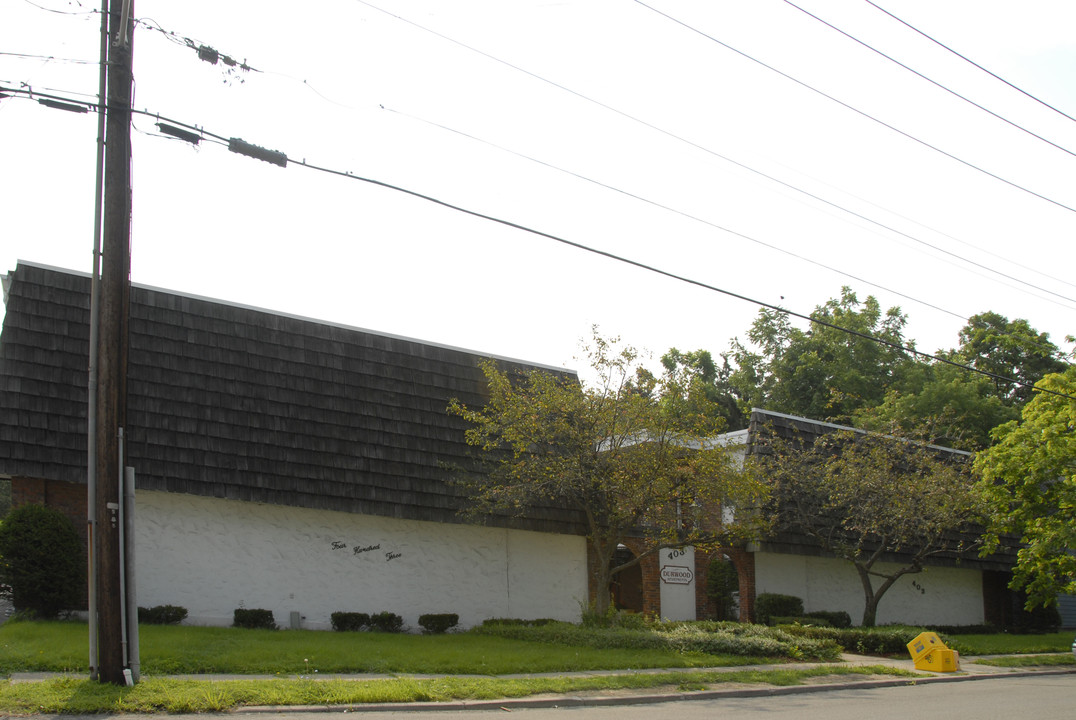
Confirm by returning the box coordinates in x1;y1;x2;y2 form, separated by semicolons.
972;654;1074;668
0;665;916;715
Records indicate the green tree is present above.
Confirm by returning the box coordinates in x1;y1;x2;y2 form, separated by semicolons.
0;504;86;619
854;359;1019;450
974;368;1076;609
957;312;1067;406
449;332;767;615
728;288;915;424
632;348;745;430
757;425;984;626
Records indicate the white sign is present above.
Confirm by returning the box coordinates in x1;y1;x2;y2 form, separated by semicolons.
660;565;694;585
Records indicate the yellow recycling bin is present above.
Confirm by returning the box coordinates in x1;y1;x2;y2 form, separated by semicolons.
907;631;960;672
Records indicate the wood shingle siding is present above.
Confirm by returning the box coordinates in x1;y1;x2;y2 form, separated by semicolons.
0;262;585;535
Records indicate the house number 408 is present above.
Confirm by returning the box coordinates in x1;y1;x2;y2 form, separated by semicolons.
911;580;926;595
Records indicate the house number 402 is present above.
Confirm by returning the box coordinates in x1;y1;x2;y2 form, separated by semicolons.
911;580;926;595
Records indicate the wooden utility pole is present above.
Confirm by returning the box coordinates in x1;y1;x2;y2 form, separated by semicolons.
94;0;135;686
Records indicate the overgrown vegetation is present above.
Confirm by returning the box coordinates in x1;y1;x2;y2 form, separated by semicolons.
474;619;842;661
0;504;85;619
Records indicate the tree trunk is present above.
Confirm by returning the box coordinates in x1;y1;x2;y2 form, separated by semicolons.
855;563;879;627
589;537;617;618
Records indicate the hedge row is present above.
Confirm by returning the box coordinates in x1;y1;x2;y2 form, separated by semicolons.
476;619;841;661
330;611;404;633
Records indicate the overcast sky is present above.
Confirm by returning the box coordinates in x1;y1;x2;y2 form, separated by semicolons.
3;0;1075;375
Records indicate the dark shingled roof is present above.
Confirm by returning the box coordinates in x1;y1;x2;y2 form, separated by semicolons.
745;408;1017;571
0;262;586;535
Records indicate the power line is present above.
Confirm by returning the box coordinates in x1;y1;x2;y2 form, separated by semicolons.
389;106;1076;323
347;1;1076;311
631;0;1076;215
864;0;1076;127
5;82;1071;398
781;0;1076;160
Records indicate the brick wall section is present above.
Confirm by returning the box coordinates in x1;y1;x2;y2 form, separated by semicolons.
693;547;757;622
11;477;89;547
587;537;663;618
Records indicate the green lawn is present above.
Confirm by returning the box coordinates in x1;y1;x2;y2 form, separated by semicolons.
945;631;1073;656
0;620;1068;715
0;620;763;676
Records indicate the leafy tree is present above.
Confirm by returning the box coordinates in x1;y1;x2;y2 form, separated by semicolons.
854;359;1019;450
632;348;745;430
727;288;915;424
975;368;1076;609
449;332;767;615
756;424;984;626
0;504;86;619
956;312;1067;406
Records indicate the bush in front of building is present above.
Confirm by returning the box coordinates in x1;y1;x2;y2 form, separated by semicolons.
754;593;804;625
369;611;404;633
0;504;85;619
476;619;841;661
779;624;922;655
418;613;459;634
233;608;277;630
138;604;188;625
331;612;371;632
803;610;852;628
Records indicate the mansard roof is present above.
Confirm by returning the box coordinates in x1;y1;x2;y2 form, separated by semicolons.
0;261;584;534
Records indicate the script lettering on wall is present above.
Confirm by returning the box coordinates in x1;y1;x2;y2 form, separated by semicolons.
329;540;401;560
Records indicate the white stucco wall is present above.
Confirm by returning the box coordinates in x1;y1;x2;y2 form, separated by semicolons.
754;551;984;626
132;490;588;630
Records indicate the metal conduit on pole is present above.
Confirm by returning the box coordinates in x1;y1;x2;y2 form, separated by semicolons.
124;467;139;684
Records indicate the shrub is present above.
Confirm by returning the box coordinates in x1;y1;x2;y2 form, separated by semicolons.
331;611;370;632
772;616;832;627
138;604;188;625
233;608;277;630
1010;595;1062;633
805;610;852;628
475;619;841;661
780;624;922;655
0;504;85;619
481;618;558;627
369;611;404;633
418;613;459;634
755;593;803;625
706;557;739;620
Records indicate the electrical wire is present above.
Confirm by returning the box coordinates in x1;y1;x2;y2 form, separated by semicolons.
6;82;1073;398
781;0;1076;159
349;0;1076;311
632;0;1076;215
864;0;1076;126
